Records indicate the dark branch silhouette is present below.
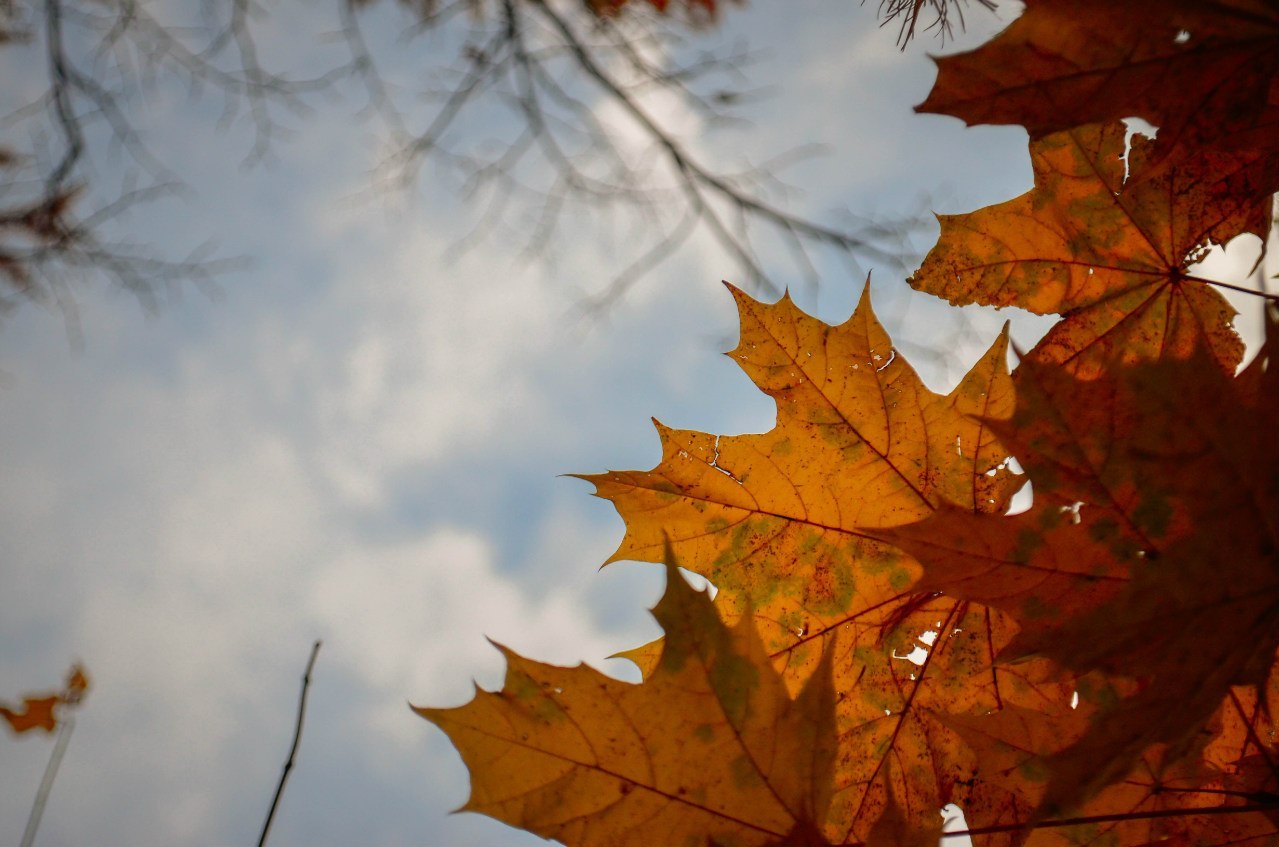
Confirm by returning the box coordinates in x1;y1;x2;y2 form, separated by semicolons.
257;639;322;847
875;0;999;46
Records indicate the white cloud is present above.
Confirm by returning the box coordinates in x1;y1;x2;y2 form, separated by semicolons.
307;526;627;724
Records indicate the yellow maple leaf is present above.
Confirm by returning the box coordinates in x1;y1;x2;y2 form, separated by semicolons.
417;558;852;847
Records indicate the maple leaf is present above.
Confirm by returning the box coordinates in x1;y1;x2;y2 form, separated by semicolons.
416;559;847;847
579;282;1019;649
579;284;1080;843
888;327;1279;817
910;121;1265;376
942;694;1279;847
916;0;1279;194
420;5;1279;845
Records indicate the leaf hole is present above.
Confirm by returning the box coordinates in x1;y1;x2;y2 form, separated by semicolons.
940;804;973;847
893;630;937;667
893;645;930;665
1059;501;1084;525
1120;117;1160;182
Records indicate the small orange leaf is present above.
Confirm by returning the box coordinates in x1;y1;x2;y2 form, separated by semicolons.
1;695;60;735
63;663;89;705
2;663;91;736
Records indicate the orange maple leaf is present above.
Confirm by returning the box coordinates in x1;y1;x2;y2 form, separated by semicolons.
417;559;854;847
578;284;1079;842
910;121;1265;376
888;327;1279;817
941;692;1279;847
579;282;1019;644
419;4;1279;844
917;0;1279;194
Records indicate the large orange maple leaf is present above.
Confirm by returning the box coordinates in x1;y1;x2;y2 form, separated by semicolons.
580;282;1020;646
579;284;1079;843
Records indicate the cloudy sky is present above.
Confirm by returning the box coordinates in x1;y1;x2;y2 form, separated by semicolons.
0;1;1272;845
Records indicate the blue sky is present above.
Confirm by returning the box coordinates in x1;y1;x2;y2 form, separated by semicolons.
1;1;1272;845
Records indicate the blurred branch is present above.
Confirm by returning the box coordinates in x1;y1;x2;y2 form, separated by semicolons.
14;666;87;847
19;715;75;847
0;0;355;333
1;0;955;335
367;0;929;308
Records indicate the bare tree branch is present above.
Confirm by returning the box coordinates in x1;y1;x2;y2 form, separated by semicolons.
367;0;929;304
257;640;322;847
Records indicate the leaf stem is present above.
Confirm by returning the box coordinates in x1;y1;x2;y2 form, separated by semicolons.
1195;275;1279;303
1154;785;1279;804
941;803;1279;839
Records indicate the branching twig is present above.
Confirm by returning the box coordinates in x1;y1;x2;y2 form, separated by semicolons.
1;0;377;330
874;0;1000;47
257;640;322;847
369;0;926;302
3;0;940;333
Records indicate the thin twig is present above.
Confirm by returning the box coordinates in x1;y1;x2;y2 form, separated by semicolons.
20;715;75;847
257;640;322;847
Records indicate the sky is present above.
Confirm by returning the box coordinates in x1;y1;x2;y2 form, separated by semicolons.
0;2;1273;846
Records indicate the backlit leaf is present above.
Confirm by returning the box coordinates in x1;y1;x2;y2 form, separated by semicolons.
917;0;1279;194
417;560;843;847
892;333;1279;817
910;122;1263;376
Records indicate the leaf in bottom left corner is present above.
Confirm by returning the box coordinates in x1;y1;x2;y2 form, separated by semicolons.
415;564;842;847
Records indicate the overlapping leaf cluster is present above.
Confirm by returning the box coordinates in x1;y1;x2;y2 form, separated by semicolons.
419;3;1279;845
